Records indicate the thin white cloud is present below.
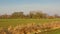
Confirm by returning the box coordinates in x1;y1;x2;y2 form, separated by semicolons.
0;4;60;15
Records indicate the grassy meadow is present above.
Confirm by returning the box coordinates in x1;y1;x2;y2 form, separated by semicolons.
39;28;60;34
0;18;60;27
0;18;60;34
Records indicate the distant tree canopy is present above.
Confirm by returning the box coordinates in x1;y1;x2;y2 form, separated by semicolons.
0;11;60;19
10;12;24;18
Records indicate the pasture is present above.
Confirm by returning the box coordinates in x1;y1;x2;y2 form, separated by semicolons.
0;18;60;27
0;18;60;34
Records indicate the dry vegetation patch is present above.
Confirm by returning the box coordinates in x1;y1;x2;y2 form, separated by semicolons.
0;21;60;34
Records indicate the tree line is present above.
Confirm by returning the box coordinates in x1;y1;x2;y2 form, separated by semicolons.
0;11;60;19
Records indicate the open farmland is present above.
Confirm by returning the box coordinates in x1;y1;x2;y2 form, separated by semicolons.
0;18;60;27
0;18;60;34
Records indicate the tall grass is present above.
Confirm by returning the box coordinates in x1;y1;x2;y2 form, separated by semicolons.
0;21;60;34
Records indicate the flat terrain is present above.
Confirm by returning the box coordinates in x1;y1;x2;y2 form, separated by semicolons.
39;28;60;34
0;18;60;34
0;18;60;27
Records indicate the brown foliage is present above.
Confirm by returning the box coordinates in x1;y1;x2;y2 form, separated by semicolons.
0;11;60;19
0;21;60;34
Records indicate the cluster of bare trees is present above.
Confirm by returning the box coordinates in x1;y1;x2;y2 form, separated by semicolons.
0;11;60;19
0;21;60;34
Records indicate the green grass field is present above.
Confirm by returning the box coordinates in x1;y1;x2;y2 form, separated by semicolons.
0;18;60;34
39;28;60;34
0;18;60;27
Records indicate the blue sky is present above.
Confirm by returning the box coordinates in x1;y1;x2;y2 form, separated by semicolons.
0;0;60;15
